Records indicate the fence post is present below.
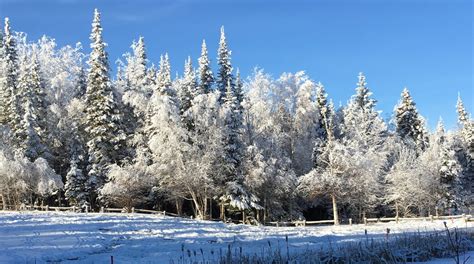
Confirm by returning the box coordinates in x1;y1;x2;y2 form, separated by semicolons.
303;220;306;227
73;206;76;213
430;215;433;222
364;217;367;226
45;205;49;211
462;214;466;222
131;207;135;214
349;218;352;226
85;205;89;214
276;222;280;227
100;206;104;213
163;210;166;216
396;215;399;224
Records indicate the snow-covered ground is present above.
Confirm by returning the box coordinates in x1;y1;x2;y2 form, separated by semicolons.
0;211;472;263
420;251;474;264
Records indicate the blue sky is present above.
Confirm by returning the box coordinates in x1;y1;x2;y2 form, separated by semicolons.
0;0;472;130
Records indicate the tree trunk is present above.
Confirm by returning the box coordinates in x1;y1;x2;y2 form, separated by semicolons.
395;201;399;218
331;194;339;225
203;195;208;220
210;198;213;220
175;199;183;216
264;197;268;224
189;191;204;219
220;203;225;220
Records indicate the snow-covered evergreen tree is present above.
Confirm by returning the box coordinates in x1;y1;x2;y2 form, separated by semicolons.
435;119;461;211
156;53;172;95
0;28;7;124
455;95;474;209
312;82;332;169
218;80;253;218
84;9;125;203
178;57;197;117
64;155;87;206
216;26;233;101
124;36;149;94
456;95;473;156
75;66;87;97
1;18;19;127
394;88;427;151
198;40;213;94
341;73;387;216
234;69;244;110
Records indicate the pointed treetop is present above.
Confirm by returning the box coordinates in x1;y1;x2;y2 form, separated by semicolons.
198;39;213;94
436;117;445;136
456;94;470;126
353;72;376;111
220;26;226;42
184;55;192;74
90;9;103;44
315;82;328;108
217;26;233;98
357;72;366;87
133;36;146;59
4;17;11;37
399;87;415;107
156;52;172;95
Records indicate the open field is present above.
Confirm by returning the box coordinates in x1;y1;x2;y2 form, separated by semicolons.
0;211;472;263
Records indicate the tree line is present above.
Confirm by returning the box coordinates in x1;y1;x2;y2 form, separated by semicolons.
0;9;472;223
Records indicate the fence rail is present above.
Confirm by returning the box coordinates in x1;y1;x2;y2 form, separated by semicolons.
1;204;472;227
363;214;472;225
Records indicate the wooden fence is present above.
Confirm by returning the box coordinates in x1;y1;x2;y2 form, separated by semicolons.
363;214;472;225
1;204;472;226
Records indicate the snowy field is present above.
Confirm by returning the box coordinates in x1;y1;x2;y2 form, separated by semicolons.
0;211;472;264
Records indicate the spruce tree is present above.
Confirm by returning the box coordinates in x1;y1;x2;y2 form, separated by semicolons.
125;36;148;91
394;88;427;151
198;40;213;94
75;67;87;97
312;82;331;169
84;9;125;203
343;73;386;149
217;26;233;101
16;56;49;161
0;27;6;124
218;79;251;217
456;94;470;126
156;53;172;95
455;94;474;208
234;69;244;111
64;123;87;207
314;82;329;140
1;18;19;126
177;57;197;131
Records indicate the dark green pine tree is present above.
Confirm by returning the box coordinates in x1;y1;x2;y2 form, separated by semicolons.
84;9;126;204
